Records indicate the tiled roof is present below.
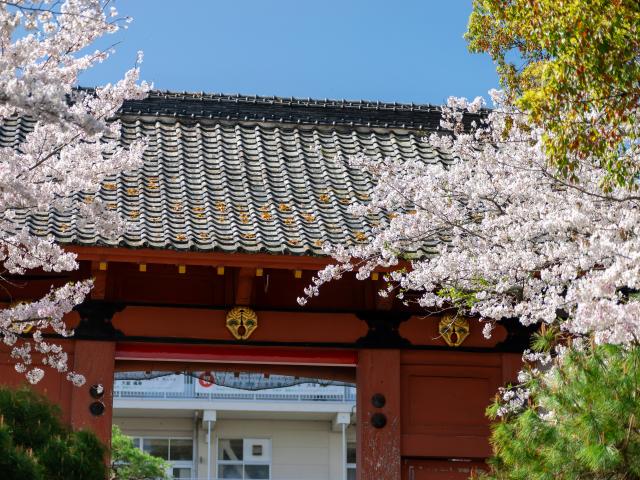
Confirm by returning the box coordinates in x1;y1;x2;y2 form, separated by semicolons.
3;92;454;256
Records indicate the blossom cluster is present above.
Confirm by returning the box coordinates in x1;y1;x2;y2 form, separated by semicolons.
0;1;149;384
300;89;640;347
495;385;531;417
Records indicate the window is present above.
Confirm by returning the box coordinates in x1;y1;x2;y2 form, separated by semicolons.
217;438;271;479
143;438;169;459
346;442;356;480
171;467;192;480
133;437;194;480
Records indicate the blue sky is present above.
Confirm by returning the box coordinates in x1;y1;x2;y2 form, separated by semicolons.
80;0;499;105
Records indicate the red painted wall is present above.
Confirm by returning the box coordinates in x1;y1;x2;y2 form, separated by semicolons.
0;340;75;424
355;349;521;479
402;459;487;479
0;339;116;448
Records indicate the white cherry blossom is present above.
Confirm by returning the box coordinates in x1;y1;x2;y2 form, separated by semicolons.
301;90;640;347
0;1;149;384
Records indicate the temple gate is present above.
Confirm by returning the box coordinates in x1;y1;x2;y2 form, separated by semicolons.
0;93;526;479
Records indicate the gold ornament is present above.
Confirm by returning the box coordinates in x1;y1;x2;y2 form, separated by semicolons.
10;322;33;334
226;307;258;340
438;315;470;347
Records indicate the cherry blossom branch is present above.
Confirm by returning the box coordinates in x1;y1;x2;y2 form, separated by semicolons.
0;0;149;385
301;91;640;347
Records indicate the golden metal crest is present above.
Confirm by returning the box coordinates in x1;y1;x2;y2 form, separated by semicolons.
438;315;470;347
226;307;258;340
10;322;33;334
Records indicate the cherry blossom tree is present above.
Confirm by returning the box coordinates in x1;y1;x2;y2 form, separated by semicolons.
297;95;640;475
296;5;639;476
300;89;640;348
0;0;148;385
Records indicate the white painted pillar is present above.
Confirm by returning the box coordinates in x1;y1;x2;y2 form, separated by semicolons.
207;421;211;479
342;422;347;480
333;412;351;480
202;410;217;480
193;411;199;480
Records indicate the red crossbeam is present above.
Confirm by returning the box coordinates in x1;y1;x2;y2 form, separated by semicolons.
115;342;358;367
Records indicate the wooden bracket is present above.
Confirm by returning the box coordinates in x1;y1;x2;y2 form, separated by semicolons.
90;261;108;300
375;291;394;311
73;300;125;339
355;311;412;348
235;267;255;305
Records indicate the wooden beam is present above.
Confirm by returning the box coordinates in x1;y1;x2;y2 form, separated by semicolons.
106;306;506;349
67;245;413;271
67;245;336;270
114;342;358;367
111;307;368;345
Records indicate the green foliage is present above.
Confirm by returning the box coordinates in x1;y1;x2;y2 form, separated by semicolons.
530;325;558;353
481;343;640;480
110;425;169;480
436;278;494;309
0;386;106;480
466;0;640;189
437;286;479;309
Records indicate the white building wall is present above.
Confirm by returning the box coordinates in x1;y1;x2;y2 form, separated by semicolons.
115;415;355;480
116;416;194;438
205;419;345;480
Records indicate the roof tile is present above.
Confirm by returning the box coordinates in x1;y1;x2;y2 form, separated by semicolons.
3;92;453;256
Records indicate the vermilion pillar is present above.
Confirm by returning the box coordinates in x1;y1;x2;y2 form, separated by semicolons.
69;340;116;447
356;349;402;480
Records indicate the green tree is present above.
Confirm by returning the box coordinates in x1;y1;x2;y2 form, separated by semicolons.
480;342;640;480
0;386;106;480
110;425;169;480
466;0;640;188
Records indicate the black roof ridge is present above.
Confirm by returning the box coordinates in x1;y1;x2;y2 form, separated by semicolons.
118;89;467;132
141;89;442;111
